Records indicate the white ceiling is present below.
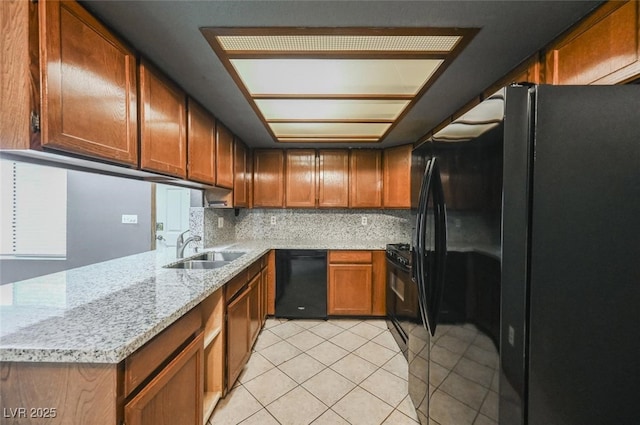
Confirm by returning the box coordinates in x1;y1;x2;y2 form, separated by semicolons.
81;0;603;149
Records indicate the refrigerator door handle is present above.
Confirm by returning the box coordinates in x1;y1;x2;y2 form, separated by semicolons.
414;159;436;332
427;159;448;336
413;158;433;285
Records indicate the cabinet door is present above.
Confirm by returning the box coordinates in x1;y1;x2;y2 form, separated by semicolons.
248;274;261;347
226;290;250;389
253;150;285;207
318;150;349;208
267;250;276;315
39;0;138;166
328;264;373;315
234;139;249;207
216;124;234;189
261;267;269;325
371;251;387;316
187;99;215;185
383;144;412;208
285;150;317;207
140;60;187;178
350;150;382;208
125;332;204;425
544;1;640;85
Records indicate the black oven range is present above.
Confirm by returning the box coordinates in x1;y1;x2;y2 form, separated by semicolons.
385;243;419;359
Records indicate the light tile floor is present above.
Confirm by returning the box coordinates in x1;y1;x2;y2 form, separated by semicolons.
209;318;420;425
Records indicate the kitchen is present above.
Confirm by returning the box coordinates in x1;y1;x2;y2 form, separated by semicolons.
1;1;639;425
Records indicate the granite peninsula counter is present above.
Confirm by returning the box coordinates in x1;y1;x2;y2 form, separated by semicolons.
0;239;393;363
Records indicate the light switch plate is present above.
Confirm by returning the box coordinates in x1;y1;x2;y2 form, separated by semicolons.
122;214;138;224
218;217;224;228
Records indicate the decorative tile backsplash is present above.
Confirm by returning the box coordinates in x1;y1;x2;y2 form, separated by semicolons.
191;207;499;249
236;209;412;242
191;208;412;246
189;208;237;249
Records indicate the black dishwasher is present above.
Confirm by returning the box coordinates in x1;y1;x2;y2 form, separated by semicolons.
275;250;327;319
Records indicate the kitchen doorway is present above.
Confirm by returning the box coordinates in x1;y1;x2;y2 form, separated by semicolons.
154;184;191;249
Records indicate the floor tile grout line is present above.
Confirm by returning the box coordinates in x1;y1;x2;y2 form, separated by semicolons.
214;318;412;425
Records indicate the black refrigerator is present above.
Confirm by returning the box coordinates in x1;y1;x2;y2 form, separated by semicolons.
501;84;640;425
408;152;450;424
409;84;639;425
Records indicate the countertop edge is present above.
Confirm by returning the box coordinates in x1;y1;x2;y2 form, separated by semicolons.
0;241;389;363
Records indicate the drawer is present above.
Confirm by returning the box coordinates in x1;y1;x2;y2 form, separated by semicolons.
124;306;202;397
329;250;372;264
247;259;261;280
225;273;248;301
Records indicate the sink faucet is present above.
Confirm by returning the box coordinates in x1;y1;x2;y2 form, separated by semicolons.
176;230;202;258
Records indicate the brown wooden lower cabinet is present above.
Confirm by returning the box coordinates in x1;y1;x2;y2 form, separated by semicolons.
225;254;270;391
0;362;118;425
125;331;204;425
201;288;225;422
261;267;269;326
248;273;261;347
226;285;251;389
328;263;373;315
327;250;386;316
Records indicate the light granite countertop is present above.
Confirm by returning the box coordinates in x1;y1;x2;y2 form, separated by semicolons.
0;239;393;363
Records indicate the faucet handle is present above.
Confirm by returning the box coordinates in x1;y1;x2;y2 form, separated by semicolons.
176;229;191;245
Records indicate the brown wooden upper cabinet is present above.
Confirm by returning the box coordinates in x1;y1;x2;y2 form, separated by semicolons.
187;99;216;185
36;0;138;166
234;139;249;207
285;150;317;208
544;1;640;85
215;124;234;189
139;59;187;178
318;150;350;208
253;150;285;208
350;150;383;208
383;144;412;208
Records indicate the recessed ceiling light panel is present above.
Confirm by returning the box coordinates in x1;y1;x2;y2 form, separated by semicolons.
230;59;443;96
255;99;409;121
201;27;478;144
269;122;391;138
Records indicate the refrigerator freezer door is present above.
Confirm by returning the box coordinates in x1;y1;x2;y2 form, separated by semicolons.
502;84;640;425
526;85;640;425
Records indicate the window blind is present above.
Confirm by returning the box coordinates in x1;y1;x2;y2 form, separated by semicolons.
0;159;67;258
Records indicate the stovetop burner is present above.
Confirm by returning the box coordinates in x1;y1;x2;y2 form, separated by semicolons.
390;243;410;251
386;243;412;268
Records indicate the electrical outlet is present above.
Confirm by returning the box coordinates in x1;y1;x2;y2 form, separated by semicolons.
270;216;277;225
218;217;224;228
121;214;138;224
361;216;368;226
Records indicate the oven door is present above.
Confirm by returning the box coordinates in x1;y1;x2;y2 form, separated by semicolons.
386;258;420;359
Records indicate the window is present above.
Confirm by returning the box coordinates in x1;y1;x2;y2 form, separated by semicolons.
0;159;67;258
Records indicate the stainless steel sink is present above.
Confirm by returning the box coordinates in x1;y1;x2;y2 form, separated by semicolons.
166;260;231;269
190;251;246;262
164;251;246;269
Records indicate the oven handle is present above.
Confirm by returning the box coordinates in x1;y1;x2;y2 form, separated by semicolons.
386;257;411;274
